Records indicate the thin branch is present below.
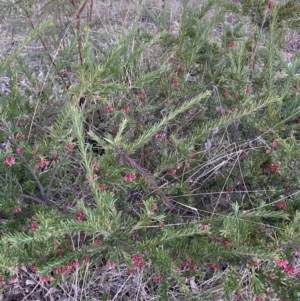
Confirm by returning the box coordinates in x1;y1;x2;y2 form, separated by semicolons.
45;153;68;201
16;152;48;203
20;193;47;205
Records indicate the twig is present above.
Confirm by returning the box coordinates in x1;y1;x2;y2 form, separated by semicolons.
45;153;68;201
16;152;48;203
115;147;175;210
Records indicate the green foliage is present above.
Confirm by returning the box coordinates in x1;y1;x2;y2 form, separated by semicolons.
1;0;300;300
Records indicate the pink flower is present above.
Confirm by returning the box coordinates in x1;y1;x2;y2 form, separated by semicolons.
121;105;130;112
284;264;297;276
267;1;273;10
37;159;50;169
16;147;24;154
245;86;252;94
153;274;162;283
74;209;85;222
167;168;176;176
255;297;264;301
39;276;52;284
171;78;178;86
66;143;73;151
4;156;15;167
132;254;145;268
151;203;158;211
28;263;37;273
91;162;99;171
275;259;289;269
264;162;279;172
222;238;231;247
137;91;146;98
107;261;117;270
207;263;218;272
98;183;106;191
104;105;114;112
30;222;38;231
211;235;218;243
124;173;136;182
234;291;242;298
155;131;166;138
72;260;79;269
159;221;165;228
176;67;184;76
82;255;90;263
56;249;64;257
227;41;235;48
252;261;260;268
12;207;21;213
51;152;58;159
94;239;100;246
277;200;287;210
201;224;209;230
16;133;25;140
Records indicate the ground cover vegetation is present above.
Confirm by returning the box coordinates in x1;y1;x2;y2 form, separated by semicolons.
0;0;300;300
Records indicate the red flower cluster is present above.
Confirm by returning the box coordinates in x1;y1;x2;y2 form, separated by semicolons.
16;147;24;154
207;263;218;272
267;1;273;10
82;255;90;263
74;209;85;222
104;105;114;112
137;91;146;98
121;105;130;112
37;159;50;169
153;274;162;283
131;253;145;268
30;222;39;231
39;276;53;284
52;260;80;277
66;143;74;151
151;203;158;211
98;183;106;191
264;162;279;172
275;259;298;276
3;156;15;167
107;261;117;270
124;173;136;182
12;207;21;213
155;131;166;138
221;238;231;247
167;168;176;176
227;41;235;48
277;200;287;210
91;162;99;171
171;78;178;86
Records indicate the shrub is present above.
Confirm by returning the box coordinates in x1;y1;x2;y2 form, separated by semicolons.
0;0;300;300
